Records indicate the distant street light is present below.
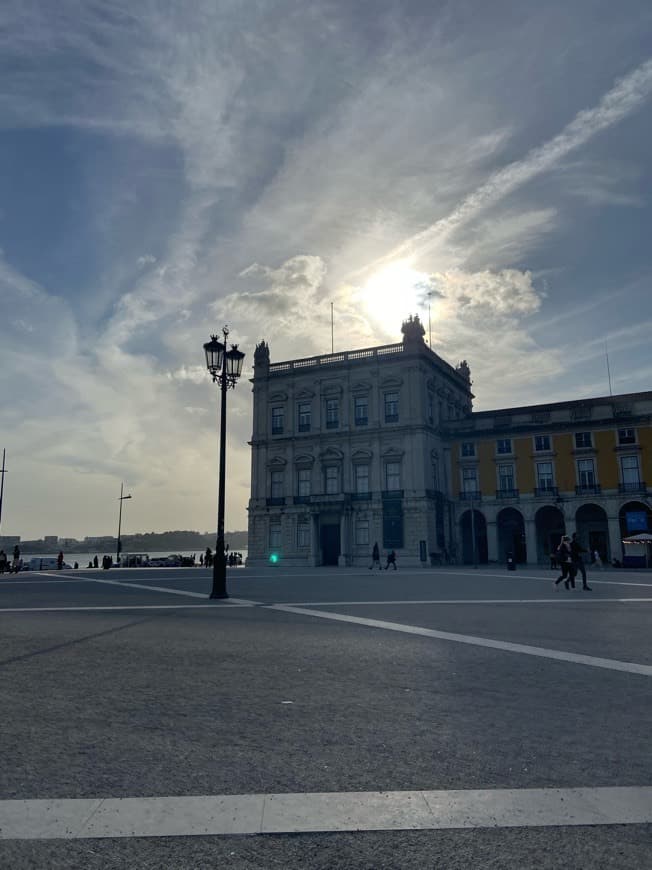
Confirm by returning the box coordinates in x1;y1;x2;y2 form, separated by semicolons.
204;327;245;599
117;482;132;566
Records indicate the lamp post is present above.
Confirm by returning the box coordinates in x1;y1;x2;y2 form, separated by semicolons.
117;482;132;566
204;327;245;599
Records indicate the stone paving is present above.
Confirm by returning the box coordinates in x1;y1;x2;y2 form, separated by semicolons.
0;563;650;868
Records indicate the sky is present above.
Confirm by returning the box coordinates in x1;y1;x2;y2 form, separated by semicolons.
1;0;652;541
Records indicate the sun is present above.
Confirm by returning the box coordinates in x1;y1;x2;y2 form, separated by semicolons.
359;260;430;329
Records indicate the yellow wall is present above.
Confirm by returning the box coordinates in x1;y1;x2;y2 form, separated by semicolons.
594;430;618;488
451;423;652;496
638;424;652;482
553;434;574;490
515;437;535;493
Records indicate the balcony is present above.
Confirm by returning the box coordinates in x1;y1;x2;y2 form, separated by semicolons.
351;492;372;501
293;495;311;505
459;490;482;501
271;426;284;436
326;420;339;429
618;481;647;494
382;489;404;500
298;423;310;433
266;497;285;506
354;416;368;426
534;486;559;498
575;484;601;496
496;488;519;500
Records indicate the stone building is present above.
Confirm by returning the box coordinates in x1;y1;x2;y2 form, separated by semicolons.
247;317;652;567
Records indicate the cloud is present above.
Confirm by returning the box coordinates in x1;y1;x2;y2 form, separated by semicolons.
356;58;652;275
429;268;543;318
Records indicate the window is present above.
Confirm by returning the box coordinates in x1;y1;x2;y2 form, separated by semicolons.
462;467;477;494
355;519;369;547
621;455;640;485
354;396;368;426
384;392;399;423
355;464;369;494
325;398;339;429
298;402;311;432
297;520;310;548
297;468;311;497
385;462;401;491
271;406;284;435
536;462;554;490
270;470;284;499
498;464;514;491
461;442;475;457
269;522;281;549
534;435;551;452
574;432;592;449
618;428;636;445
577;458;595;486
324;465;339;494
496;438;512;454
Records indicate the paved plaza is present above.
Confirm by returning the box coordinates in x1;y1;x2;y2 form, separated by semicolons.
0;563;650;869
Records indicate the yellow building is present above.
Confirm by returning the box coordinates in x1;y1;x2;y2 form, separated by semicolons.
447;393;652;565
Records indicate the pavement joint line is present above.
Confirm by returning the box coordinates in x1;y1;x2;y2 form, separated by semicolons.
52;572;262;605
1;786;651;839
272;597;652;607
269;604;652;677
3;597;652;614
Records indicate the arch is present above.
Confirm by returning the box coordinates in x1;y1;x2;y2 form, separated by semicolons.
459;509;488;565
496;507;526;564
535;505;565;564
575;503;609;562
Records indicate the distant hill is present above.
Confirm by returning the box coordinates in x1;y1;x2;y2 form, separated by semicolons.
19;530;248;553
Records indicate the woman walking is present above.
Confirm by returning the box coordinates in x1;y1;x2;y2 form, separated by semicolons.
554;536;575;589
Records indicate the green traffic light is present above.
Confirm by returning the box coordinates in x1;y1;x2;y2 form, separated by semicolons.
269;553;279;564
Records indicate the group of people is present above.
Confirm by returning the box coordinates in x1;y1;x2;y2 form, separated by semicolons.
554;533;592;590
368;542;397;570
200;547;242;568
0;545;22;574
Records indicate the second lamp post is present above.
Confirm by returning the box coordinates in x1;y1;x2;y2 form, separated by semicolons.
204;327;245;599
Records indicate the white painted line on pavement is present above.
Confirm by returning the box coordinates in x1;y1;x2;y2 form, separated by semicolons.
57;573;260;605
0;604;256;613
270;605;652;677
1;786;650;839
279;597;652;607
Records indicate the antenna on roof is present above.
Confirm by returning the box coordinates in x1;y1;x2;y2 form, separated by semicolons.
331;302;334;354
605;340;613;396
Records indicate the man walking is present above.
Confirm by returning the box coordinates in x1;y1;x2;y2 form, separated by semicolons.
571;533;592;591
369;542;381;570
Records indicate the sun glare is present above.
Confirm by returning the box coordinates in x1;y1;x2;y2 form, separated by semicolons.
360;261;430;328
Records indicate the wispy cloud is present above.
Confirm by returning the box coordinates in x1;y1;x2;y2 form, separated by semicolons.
355;58;652;275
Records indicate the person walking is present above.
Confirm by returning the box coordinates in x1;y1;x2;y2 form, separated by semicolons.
93;555;99;568
593;549;604;570
0;550;6;574
368;542;381;570
57;550;64;570
554;536;574;589
12;544;21;574
385;549;397;570
571;533;592;591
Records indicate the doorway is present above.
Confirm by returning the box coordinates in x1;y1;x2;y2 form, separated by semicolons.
320;523;340;566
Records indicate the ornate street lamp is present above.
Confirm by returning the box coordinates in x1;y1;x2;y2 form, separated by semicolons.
204;326;245;599
117;482;132;566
